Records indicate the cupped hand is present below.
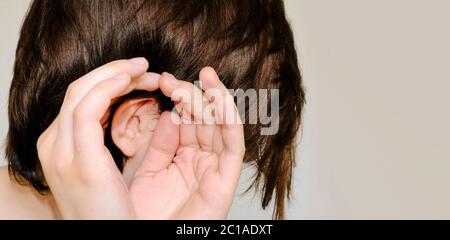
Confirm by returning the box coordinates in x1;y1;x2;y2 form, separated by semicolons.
37;58;160;219
129;67;246;219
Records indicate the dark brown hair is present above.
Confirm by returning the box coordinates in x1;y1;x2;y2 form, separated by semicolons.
6;0;305;219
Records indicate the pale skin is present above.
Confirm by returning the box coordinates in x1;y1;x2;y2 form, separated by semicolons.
0;58;245;219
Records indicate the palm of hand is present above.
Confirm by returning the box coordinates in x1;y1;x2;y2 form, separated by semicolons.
130;146;233;220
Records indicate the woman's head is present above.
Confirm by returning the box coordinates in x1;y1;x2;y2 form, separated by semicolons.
6;0;304;219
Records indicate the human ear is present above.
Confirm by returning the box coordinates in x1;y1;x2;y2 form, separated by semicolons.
111;98;160;159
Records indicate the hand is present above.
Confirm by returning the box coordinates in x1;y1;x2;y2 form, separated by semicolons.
36;58;160;219
129;67;246;219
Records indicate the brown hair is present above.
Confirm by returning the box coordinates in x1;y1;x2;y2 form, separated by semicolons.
6;0;305;219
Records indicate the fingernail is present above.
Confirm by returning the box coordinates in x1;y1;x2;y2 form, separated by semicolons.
130;57;147;65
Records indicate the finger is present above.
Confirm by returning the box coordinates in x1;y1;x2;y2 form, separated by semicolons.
58;58;150;143
180;122;199;148
134;111;180;177
73;73;134;159
100;72;161;126
134;72;160;92
61;58;149;114
197;123;216;151
159;72;208;124
197;92;216;151
212;128;224;154
199;67;245;177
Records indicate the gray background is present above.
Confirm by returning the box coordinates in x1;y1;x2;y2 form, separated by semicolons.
1;0;450;219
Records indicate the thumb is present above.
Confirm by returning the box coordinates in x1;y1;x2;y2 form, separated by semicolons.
134;111;180;177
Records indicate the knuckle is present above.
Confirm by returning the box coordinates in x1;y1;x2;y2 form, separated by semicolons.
53;160;68;177
36;138;47;162
52;151;74;176
52;159;70;179
36;132;47;150
73;105;89;121
36;129;54;162
66;82;81;101
91;83;110;99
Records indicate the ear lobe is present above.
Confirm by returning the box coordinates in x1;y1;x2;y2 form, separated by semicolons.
111;99;148;157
